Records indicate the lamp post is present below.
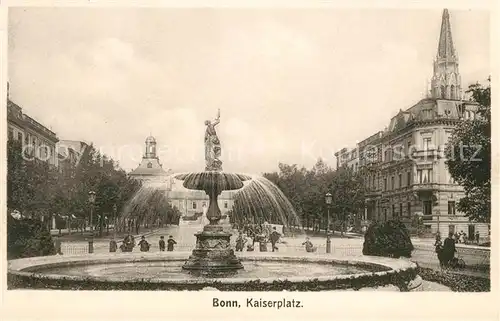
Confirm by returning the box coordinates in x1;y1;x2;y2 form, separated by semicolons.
325;192;333;254
113;204;117;238
88;191;96;254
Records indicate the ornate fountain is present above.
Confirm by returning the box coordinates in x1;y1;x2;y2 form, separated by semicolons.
176;109;250;274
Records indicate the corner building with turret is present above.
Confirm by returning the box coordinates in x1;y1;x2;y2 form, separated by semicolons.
335;9;489;241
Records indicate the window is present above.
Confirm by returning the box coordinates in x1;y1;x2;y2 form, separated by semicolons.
192;202;197;210
391;176;395;190
407;202;411;217
407;171;412;186
407;140;412;155
423;137;432;151
398;174;402;188
417;169;433;183
441;85;446;99
383;178;387;191
224;201;228;209
372;176;376;189
400;203;403;218
147;162;152;168
423;200;432;217
17;132;22;141
448;201;456;215
392;205;396;217
8;128;14;140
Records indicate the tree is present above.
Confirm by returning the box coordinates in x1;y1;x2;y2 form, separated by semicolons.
445;78;491;223
328;165;366;236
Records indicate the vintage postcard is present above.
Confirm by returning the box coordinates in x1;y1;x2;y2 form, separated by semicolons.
1;0;497;320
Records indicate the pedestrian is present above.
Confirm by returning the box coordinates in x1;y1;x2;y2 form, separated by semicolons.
159;236;166;251
109;237;117;252
475;231;480;244
442;232;457;268
53;236;62;255
138;235;150;252
302;237;317;253
235;232;246;252
167;235;177;251
269;227;281;252
435;231;441;244
459;231;466;244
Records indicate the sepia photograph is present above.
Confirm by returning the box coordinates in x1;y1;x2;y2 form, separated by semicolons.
2;2;493;307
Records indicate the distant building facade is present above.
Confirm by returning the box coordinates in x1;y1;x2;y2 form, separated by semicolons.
335;9;489;239
128;135;235;219
129;135;171;184
7;83;59;166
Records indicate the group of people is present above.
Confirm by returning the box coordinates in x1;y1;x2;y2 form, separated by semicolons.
235;226;282;252
109;235;178;253
450;230;480;245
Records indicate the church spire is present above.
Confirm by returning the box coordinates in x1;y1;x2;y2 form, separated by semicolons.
437;9;456;59
431;9;461;100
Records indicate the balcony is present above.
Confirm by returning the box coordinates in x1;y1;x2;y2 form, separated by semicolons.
412;183;440;192
411;149;442;160
365;189;382;198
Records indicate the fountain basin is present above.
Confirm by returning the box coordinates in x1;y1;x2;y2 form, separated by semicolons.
8;252;422;291
175;172;251;191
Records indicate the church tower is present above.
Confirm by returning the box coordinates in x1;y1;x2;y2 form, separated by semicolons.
129;135;170;183
431;9;462;100
145;135;157;158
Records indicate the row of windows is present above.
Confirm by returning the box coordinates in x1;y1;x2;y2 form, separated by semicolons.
8;127;55;162
381;200;456;219
381;171;413;191
191;201;229;210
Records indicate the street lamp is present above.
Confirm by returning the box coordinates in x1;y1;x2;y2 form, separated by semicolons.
112;204;117;238
325;192;333;254
88;191;96;254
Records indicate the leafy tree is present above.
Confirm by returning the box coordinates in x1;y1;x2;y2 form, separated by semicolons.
328;165;366;236
445;78;491;223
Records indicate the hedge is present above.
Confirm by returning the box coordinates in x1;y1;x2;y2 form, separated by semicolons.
417;267;490;292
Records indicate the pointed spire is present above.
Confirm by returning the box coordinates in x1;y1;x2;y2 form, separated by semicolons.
437;9;456;59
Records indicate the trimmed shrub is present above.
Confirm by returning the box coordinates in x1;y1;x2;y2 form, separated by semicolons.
7;215;56;260
362;220;414;258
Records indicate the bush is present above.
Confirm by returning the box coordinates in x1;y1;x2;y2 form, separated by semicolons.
7;215;56;260
362;220;414;258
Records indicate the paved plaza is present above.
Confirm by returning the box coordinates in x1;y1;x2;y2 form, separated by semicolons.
58;227;490;280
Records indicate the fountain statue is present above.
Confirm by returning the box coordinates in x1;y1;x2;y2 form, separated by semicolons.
204;108;222;172
176;109;250;274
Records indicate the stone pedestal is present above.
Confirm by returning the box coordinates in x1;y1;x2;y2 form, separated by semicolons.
182;224;243;274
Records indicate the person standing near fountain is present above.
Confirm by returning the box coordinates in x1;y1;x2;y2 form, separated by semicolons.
138;236;150;252
270;227;281;252
204;108;222;172
159;236;166;251
167;235;177;252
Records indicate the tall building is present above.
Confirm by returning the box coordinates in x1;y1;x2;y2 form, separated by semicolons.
7;83;59;166
335;9;488;240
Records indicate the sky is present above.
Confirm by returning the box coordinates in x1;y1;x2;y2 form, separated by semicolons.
7;8;490;174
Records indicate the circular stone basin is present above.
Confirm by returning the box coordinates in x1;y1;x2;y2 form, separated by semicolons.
8;252;422;291
28;260;377;280
175;172;252;191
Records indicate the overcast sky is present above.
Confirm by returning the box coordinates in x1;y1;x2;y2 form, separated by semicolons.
8;8;490;174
